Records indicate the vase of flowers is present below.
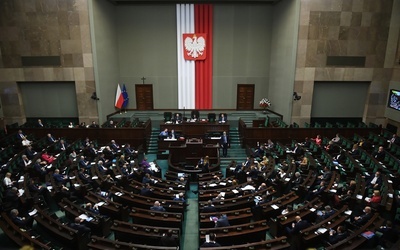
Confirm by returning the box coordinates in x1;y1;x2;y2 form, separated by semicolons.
259;98;271;113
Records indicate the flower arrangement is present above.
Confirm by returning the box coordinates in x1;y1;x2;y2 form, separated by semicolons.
259;98;271;109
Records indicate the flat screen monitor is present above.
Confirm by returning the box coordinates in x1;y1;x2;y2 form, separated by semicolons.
388;89;400;111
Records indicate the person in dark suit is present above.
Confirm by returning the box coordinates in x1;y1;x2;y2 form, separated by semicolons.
16;130;27;142
253;144;265;159
140;183;154;197
316;205;335;222
366;171;382;190
89;121;99;128
306;181;327;201
104;120;116;128
215;214;230;228
56;139;68;152
328;225;349;244
372;146;385;162
150;201;166;212
287;172;303;193
286;216;310;234
201;233;221;247
353;206;373;227
9;209;33;229
53;169;68;185
218;113;227;123
78;168;92;185
173;113;182;124
169;129;177;139
291;143;304;159
161;230;178;247
33;159;47;176
46;133;57;144
70;217;91;234
78;155;90;169
317;166;332;184
202;200;218;214
25;145;37;160
37;119;45;128
85;203;100;215
124;143;138;160
220;131;230;157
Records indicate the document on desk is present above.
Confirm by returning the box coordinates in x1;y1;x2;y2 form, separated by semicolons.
241;185;255;191
28;209;38;216
271;204;279;210
96;201;105;207
344;210;352;215
316;228;327;234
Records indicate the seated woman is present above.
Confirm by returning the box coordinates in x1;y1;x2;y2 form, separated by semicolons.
41;150;56;164
298;156;309;169
196;156;210;173
312;134;322;147
365;190;382;208
349;143;361;158
258;156;269;171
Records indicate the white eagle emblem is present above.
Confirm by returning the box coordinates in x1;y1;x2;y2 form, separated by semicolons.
184;35;206;59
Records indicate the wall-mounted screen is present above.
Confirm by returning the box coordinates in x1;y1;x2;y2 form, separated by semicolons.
388;89;400;111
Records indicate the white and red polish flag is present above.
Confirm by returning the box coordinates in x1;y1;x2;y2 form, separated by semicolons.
177;4;213;110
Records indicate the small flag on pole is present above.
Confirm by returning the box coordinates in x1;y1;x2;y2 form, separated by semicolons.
115;84;124;109
122;84;129;109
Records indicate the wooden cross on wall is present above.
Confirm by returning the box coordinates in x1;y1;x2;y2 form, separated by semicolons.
141;77;146;84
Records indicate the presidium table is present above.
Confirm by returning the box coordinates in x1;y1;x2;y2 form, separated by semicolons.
159;121;230;173
159;121;230;138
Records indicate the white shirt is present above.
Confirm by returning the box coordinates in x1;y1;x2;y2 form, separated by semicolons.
3;177;12;187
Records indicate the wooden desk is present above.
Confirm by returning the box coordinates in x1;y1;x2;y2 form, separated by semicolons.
130;207;183;231
199;220;269;246
199;237;290;250
112;221;180;246
88;236;178;250
160;122;230;138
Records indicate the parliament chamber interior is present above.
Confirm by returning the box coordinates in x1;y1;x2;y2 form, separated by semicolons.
0;0;400;249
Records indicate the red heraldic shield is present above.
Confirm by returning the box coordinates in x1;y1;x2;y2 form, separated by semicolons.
183;33;207;60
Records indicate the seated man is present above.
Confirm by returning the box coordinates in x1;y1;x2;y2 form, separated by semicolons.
9;209;34;229
201;233;221;247
218;113;227;123
89;121;99;128
352;206;373;227
159;128;169;139
286;215;310;235
173;113;183;124
56;139;68;152
150;201;166;212
328;225;349;244
215;213;230;228
78;155;91;169
69;217;91;234
202;200;217;214
366;171;382;190
53;169;68;185
173;192;189;206
46;133;58;144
